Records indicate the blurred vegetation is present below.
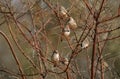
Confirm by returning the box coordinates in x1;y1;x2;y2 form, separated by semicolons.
0;0;120;79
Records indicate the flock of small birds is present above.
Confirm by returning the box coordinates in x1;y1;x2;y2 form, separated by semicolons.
51;6;90;67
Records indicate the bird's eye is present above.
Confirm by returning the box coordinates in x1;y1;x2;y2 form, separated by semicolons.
65;30;69;32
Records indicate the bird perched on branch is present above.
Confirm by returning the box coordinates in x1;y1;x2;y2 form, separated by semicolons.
59;6;68;18
51;50;60;67
68;17;77;30
61;25;70;41
61;57;69;65
64;58;69;65
63;25;70;37
81;38;89;49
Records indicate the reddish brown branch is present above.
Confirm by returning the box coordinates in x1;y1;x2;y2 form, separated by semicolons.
97;26;120;34
83;0;94;15
98;15;120;24
98;35;120;43
97;0;105;19
0;31;26;79
91;25;98;79
5;16;40;71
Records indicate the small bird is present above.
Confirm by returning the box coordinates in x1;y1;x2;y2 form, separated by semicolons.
61;57;69;65
81;38;89;49
68;17;77;30
64;58;69;65
60;6;68;18
102;61;111;70
97;60;110;72
63;25;70;37
52;50;60;67
61;25;70;41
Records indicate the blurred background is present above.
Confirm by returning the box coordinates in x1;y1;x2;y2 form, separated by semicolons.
0;0;120;79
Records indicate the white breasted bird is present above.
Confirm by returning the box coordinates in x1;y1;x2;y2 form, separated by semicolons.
64;58;69;65
68;17;77;30
52;50;60;67
61;25;70;41
60;6;68;18
61;57;69;65
102;61;110;70
81;38;89;49
63;25;70;37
